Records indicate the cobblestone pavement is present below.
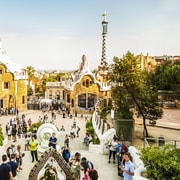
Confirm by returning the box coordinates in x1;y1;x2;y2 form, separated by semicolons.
0;109;179;180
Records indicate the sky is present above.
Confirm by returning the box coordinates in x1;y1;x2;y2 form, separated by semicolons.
0;0;180;71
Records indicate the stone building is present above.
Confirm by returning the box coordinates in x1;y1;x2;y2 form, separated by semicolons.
0;39;28;113
136;52;157;72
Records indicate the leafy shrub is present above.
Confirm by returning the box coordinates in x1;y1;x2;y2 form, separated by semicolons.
93;136;100;144
0;127;4;146
85;116;100;144
141;144;180;180
28;122;43;132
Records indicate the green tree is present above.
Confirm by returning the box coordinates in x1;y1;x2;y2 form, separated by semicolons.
141;144;180;180
25;66;36;95
153;61;180;90
109;51;163;137
38;75;58;93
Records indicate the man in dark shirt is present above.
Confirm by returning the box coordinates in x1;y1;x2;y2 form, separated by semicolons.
49;132;57;150
0;154;13;180
8;154;20;179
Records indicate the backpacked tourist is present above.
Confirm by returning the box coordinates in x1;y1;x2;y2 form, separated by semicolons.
61;144;71;163
8;153;21;179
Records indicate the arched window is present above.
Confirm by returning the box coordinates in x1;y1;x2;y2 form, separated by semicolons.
71;99;74;108
86;79;89;88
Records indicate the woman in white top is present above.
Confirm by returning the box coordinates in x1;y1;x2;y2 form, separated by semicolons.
108;137;118;163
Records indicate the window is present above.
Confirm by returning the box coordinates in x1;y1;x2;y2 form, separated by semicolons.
78;93;97;109
22;96;25;104
86;79;89;88
4;82;10;89
0;99;3;108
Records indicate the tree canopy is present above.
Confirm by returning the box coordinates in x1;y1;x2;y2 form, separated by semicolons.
109;51;163;137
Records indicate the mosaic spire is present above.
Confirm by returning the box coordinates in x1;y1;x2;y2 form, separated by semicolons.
101;11;109;68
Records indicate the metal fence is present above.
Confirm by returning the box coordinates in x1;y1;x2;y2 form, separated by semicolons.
144;137;180;149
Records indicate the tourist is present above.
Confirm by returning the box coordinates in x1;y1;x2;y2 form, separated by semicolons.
6;143;16;160
0;154;13;180
60;125;65;131
29;136;38;162
73;119;76;128
76;126;80;137
11;124;17;142
7;125;12;141
69;152;81;180
87;169;98;180
24;134;31;151
80;160;89;180
15;144;24;170
70;126;75;138
108;136;118;163
81;157;94;180
48;132;58;150
64;134;69;148
8;154;20;179
61;144;71;163
120;152;134;180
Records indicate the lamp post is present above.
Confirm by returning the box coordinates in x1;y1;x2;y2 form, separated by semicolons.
118;78;124;110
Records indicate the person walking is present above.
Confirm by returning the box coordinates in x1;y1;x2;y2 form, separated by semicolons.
48;132;58;150
29;136;38;162
15;144;24;170
120;152;134;180
0;154;13;180
76;126;80;137
8;154;20;180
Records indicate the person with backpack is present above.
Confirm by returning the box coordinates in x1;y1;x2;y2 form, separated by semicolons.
81;157;94;180
7;143;16;160
61;144;71;163
8;153;21;179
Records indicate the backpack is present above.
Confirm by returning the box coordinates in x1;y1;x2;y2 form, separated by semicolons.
87;161;94;169
6;146;12;158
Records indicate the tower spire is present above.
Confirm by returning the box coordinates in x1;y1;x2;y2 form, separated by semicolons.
100;11;109;68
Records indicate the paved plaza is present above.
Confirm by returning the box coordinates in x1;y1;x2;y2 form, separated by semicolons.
0;109;179;180
0;110;120;180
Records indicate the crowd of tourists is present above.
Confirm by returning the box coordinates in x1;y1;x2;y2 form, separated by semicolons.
107;135;135;180
0;110;100;180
